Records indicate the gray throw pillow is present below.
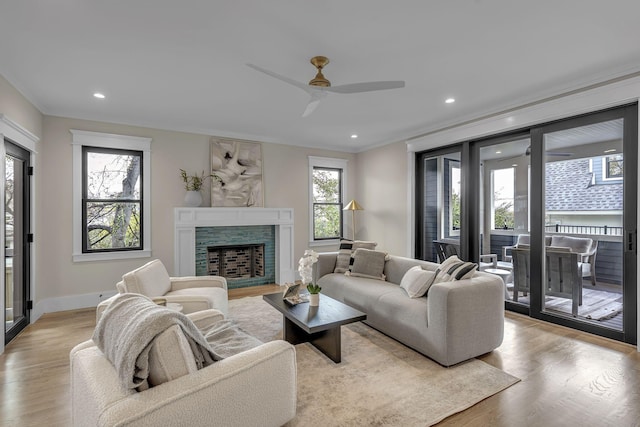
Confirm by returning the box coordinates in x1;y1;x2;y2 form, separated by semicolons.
346;248;388;280
434;255;477;283
334;239;377;273
400;266;437;298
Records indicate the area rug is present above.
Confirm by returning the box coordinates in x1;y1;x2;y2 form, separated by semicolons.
228;296;520;426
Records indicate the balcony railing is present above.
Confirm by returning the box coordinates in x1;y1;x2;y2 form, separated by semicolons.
545;224;623;236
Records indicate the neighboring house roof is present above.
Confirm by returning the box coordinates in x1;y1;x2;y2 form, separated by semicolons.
545;158;623;211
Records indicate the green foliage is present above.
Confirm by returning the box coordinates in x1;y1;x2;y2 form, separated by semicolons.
307;283;322;294
494;201;514;229
313;168;342;239
180;169;220;191
451;191;461;230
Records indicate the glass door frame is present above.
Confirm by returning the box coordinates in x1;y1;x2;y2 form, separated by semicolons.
4;139;31;344
529;104;637;343
415;144;469;261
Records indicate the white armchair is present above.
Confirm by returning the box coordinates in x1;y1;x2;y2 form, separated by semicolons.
71;309;297;427
97;259;228;321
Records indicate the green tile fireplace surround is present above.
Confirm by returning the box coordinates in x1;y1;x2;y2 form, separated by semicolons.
174;207;296;287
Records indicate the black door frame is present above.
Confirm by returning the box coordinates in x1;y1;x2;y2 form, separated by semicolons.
4;139;31;344
416;103;638;344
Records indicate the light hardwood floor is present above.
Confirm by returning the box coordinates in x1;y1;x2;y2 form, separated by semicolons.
2;285;639;426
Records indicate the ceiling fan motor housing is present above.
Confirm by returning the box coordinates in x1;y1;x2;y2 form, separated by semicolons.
309;56;331;87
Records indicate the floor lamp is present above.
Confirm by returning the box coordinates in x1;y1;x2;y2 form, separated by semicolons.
343;199;364;240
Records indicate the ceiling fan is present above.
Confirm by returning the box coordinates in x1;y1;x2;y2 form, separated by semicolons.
247;56;405;117
503;145;573;161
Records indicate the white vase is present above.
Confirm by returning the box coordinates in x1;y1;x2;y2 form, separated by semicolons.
184;190;203;207
309;293;320;306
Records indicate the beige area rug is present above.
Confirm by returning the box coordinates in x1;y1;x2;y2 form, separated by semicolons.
228;296;520;426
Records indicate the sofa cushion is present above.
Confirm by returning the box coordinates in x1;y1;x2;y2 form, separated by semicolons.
122;259;172;297
400;266;437;298
347;248;388;280
434;256;477;282
334;239;377;273
550;235;592;254
148;324;198;387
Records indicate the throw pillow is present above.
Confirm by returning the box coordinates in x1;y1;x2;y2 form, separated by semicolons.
434;255;478;283
346;248;388;280
334;239;378;273
400;266;437;298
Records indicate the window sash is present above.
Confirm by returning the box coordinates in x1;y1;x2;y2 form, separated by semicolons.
81;146;144;253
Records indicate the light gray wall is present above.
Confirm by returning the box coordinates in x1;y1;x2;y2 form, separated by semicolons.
37;115;357;303
0;74;42;139
355;141;409;256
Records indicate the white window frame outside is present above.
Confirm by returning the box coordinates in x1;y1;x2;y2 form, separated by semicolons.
603;154;623;181
308;156;348;246
448;162;461;237
71;130;152;262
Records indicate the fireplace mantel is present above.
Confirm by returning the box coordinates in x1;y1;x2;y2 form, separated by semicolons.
174;207;295;284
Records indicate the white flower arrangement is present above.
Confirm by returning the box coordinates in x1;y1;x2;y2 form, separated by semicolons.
298;249;319;286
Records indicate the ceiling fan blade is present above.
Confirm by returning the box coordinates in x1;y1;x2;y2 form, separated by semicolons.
325;80;405;94
302;92;327;117
246;63;312;93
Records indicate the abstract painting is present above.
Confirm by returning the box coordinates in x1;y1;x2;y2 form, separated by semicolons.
210;137;264;207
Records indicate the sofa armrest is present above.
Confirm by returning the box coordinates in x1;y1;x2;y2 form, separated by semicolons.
186;309;225;329
170;276;228;291
95;294;119;324
71;340;297;427
313;252;338;283
426;272;504;366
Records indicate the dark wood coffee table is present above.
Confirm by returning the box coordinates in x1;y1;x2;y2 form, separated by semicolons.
263;292;366;363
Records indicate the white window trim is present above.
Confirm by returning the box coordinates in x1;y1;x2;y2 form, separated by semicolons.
448;162;460;237
71;130;152;262
602;154;623;181
308;156;348;246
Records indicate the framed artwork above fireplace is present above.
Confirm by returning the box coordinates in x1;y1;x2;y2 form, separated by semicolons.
210;137;264;207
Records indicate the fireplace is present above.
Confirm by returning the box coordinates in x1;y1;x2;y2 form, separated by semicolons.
207;243;265;278
174;207;295;287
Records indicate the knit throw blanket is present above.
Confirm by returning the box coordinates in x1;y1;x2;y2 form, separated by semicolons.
92;293;219;391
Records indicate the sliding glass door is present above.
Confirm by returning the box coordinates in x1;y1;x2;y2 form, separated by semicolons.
415;148;464;262
534;106;637;342
416;104;637;344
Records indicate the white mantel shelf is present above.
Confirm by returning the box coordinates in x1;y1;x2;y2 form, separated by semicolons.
174;207;295;284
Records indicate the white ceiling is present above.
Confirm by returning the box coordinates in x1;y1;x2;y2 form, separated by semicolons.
1;1;640;153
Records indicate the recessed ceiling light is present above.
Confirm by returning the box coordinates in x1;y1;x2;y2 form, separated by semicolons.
93;92;106;99
604;149;616;153
445;98;455;104
496;150;502;154
350;134;358;139
512;164;518;167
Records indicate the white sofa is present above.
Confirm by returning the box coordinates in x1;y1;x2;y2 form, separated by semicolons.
72;303;297;427
314;252;505;366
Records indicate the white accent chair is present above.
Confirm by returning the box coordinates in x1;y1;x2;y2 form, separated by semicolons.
97;259;228;321
71;308;297;427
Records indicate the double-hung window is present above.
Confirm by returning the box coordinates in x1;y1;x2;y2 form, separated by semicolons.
309;156;347;244
71;130;151;261
605;154;623;179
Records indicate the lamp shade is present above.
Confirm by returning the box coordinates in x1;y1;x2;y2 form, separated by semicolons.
343;199;364;211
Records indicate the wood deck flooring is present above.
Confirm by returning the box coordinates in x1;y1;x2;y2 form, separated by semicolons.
1;284;639;426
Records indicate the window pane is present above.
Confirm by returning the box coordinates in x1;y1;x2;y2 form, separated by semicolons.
607;154;623;178
86;151;141;199
450;165;461;232
314;204;341;239
493;168;515;229
313;169;340;203
86;202;141;250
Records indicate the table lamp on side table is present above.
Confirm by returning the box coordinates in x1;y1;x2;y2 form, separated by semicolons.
343;199;364;240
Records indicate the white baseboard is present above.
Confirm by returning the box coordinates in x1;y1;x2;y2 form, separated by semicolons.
31;290;118;323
